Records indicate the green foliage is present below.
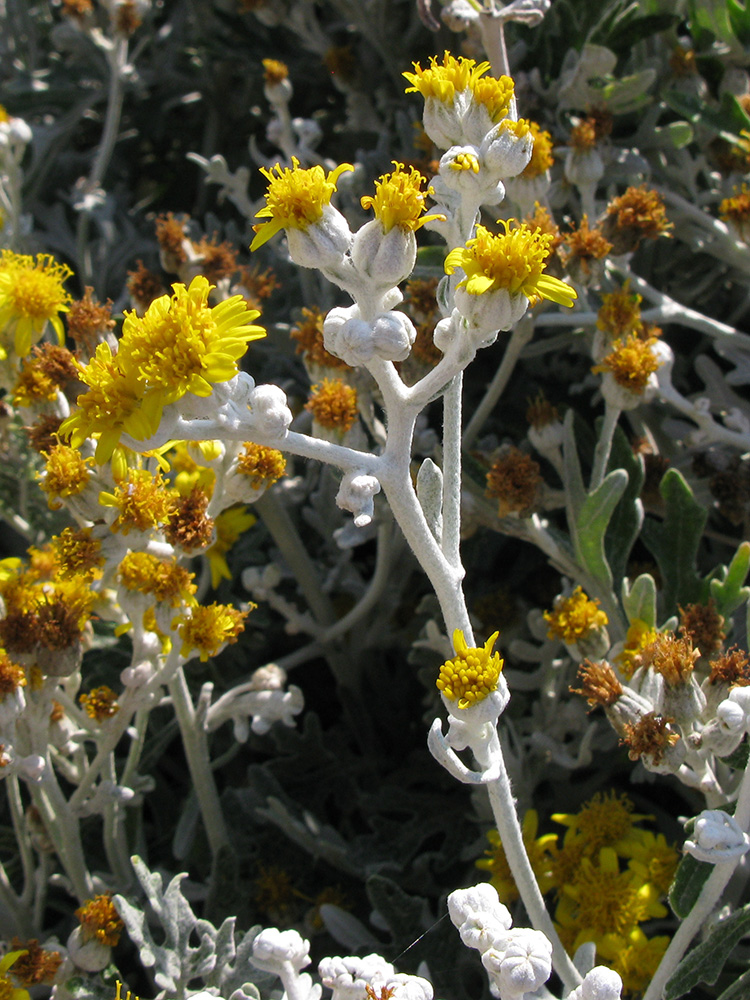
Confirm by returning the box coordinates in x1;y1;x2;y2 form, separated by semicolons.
666;903;750;999
641;469;707;617
668;853;713;919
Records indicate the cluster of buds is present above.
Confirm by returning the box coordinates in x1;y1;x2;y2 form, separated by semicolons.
447;883;622;1000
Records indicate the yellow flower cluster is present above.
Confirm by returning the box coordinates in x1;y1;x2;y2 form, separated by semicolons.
360;162;444;233
403;52;513;122
476;791;679;996
61;275;265;463
0;250;72;360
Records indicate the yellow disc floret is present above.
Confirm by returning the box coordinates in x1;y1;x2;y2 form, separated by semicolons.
38;445;93;508
471;74;515;123
544;586;608;644
592;332;661;394
436;628;503;708
251;157;354;250
75;894;124;947
0;251;72;358
360;162;444;232
445;222;577;307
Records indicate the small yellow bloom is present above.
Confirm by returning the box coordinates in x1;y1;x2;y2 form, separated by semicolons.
174;602;251;661
544;587;608;645
592;332;661;394
0;251;72;358
471;75;515;123
79;685;120;721
360;162;444;232
306;378;358;433
98;468;178;534
445;222;577;308
448;151;480;173
436;628;503;708
521;122;554;178
262;58;289;84
38;444;93;508
237;442;287;488
251;157;354;250
118;550;197;605
75;894;124;947
403;52;491;103
616;618;658;678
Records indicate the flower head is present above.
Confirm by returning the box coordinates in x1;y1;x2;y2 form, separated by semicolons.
120;275;265;402
445;222;577;307
79;685;120;721
251;157;354;250
602;187;672;254
521;122;554;178
38;445;93;508
593;332;661;395
6;940;62;988
118;551;196;605
403;52;491;103
544;587;608;645
0;951;33;1000
486;446;542;517
306;378;358;432
237;442;287;488
174;602;251;661
75;894;124;947
98;468;179;534
0;251;72;358
360;163;443;233
437;629;503;709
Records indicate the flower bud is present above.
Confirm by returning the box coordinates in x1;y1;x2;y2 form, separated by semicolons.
247;384;293;440
286;203;352;271
336;471;381;527
684;809;750;863
480;123;534;180
351;219;417;288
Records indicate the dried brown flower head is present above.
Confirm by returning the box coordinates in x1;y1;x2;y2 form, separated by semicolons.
708;646;750;687
486;447;543;517
193;236;239;283
679;599;725;656
127;261;166;313
642;633;699;686
601;187;672;254
164;486;215;551
621;712;680;764
155;213;189;268
571;660;623;708
562;215;612;278
9;939;63;986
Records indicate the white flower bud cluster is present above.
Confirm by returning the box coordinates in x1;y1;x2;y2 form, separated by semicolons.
564;966;623;1000
335;471;381;528
252;927;322;1000
318;954;432;1000
447;883;552;999
684;809;750;864
324;305;416;367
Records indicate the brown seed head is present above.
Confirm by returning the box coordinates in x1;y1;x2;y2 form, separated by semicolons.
164;486;215;551
621;712;680;764
601;187;672;254
679;599;725;656
571;660;623;709
486;447;543;518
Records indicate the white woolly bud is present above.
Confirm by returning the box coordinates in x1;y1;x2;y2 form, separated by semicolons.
351;219;417;288
566;965;623;1000
247;384;293;440
684;809;750;864
318;954;395;1000
336;471;381;527
564;148;605;188
66;926;111;972
454;285;529;341
481;927;552;999
435;146;505;205
323;306;416;366
421;95;470;149
479;125;534;180
447;883;512;954
286;204;352;270
252;927;311;974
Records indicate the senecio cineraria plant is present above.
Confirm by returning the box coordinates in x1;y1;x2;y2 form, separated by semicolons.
3;1;750;1000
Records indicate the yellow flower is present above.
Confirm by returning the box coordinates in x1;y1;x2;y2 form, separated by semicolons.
436;628;503;708
0;251;72;358
521;122;554;178
237;442;287;488
119;275;265;402
60;341;164;464
98;468;178;534
555;847;666;953
544;587;608;645
306;378;358;433
592;331;662;394
476;810;558;903
604;928;669;997
75;893;124;946
79;685;119;721
0;950;33;1000
403;51;491;103
205;505;256;588
38;444;94;508
174;601;251;661
118;550;197;605
616;618;658;678
360;162;444;233
471;75;515;123
444;222;577;307
552;791;650;856
251;157;354;250
620;830;680;896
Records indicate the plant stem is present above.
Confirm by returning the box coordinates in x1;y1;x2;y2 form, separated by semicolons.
167;666;229;857
441;374;463;569
589;401;620;491
486;771;581;993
